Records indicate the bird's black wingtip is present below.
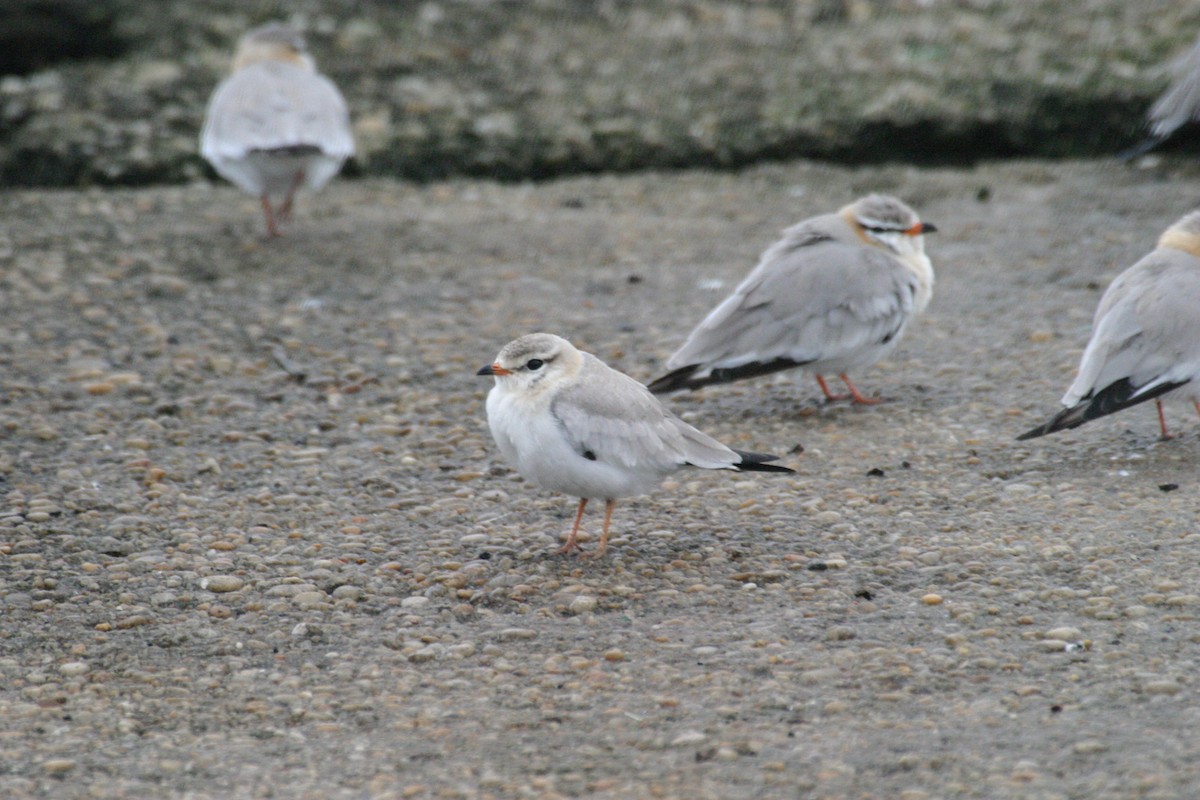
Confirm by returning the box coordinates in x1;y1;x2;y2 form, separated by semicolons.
733;449;796;474
1015;425;1049;441
646;364;705;394
1116;135;1165;163
1017;378;1190;441
1015;404;1088;441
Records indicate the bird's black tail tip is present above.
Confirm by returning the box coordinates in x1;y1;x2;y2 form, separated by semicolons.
1016;405;1089;441
1015;424;1051;441
646;364;706;394
1016;378;1187;441
733;449;795;474
1116;135;1165;163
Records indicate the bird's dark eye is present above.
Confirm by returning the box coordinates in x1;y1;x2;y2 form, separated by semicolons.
525;358;544;371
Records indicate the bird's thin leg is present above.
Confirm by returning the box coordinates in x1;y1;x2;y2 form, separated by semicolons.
260;195;281;238
840;374;883;405
1193;400;1200;420
557;498;588;555
815;374;848;402
1156;398;1173;440
278;169;306;220
583;499;616;559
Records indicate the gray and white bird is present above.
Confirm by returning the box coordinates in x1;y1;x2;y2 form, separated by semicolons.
1121;32;1200;160
200;22;354;237
646;194;936;404
1018;210;1200;441
477;333;793;557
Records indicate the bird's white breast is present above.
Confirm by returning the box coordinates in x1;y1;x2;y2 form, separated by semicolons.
486;383;664;500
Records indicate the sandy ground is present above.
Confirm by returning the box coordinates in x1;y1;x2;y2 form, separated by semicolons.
3;158;1200;799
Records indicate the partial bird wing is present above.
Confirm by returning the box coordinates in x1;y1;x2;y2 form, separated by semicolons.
666;231;919;374
200;62;354;161
1019;251;1200;439
1120;34;1200;159
1148;34;1200;140
551;354;743;472
1065;252;1200;408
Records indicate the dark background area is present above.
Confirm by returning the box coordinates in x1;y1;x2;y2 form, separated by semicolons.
1;0;1199;187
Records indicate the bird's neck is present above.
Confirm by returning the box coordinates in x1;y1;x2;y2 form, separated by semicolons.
233;45;314;73
1159;228;1200;260
903;252;935;313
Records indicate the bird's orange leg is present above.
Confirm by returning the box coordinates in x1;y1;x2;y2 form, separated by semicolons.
557;498;588;555
815;374;848;402
260;195;281;237
278;169;306;221
582;499;616;559
1157;398;1173;440
840;374;883;405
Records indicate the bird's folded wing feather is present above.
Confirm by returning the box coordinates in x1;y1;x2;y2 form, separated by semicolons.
1149;35;1200;138
1067;257;1200;404
551;355;737;471
201;64;354;160
669;239;916;369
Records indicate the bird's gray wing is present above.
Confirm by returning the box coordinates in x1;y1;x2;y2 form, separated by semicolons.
1065;252;1200;405
201;63;354;160
668;235;918;370
1148;35;1200;139
551;354;740;471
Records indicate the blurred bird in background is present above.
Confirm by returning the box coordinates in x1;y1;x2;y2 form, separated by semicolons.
1121;32;1200;160
200;22;354;237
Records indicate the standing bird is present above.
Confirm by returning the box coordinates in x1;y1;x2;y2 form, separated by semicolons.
477;333;793;557
1018;210;1200;441
200;22;355;237
646;195;936;404
1120;32;1200;161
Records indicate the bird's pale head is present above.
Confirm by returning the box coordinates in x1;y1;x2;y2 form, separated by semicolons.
842;194;936;259
476;333;583;396
232;22;315;72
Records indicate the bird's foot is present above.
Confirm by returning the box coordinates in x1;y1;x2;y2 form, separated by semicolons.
848;392;885;405
556;530;588;556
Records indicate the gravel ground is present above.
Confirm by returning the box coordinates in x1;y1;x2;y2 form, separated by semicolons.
3;158;1200;798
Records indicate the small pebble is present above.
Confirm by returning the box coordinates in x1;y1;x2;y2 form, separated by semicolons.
498;628;537;640
1143;680;1181;695
825;626;856;641
921;593;943;605
568;595;597;614
202;575;243;593
293;591;328;608
1043;626;1081;641
43;759;76;775
670;731;707;747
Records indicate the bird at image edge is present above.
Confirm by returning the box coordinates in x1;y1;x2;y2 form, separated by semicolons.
1119;32;1200;160
1018;209;1200;441
647;194;936;405
200;22;355;237
478;333;793;558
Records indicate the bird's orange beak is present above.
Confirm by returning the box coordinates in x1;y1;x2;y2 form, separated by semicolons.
476;362;511;376
908;222;937;235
